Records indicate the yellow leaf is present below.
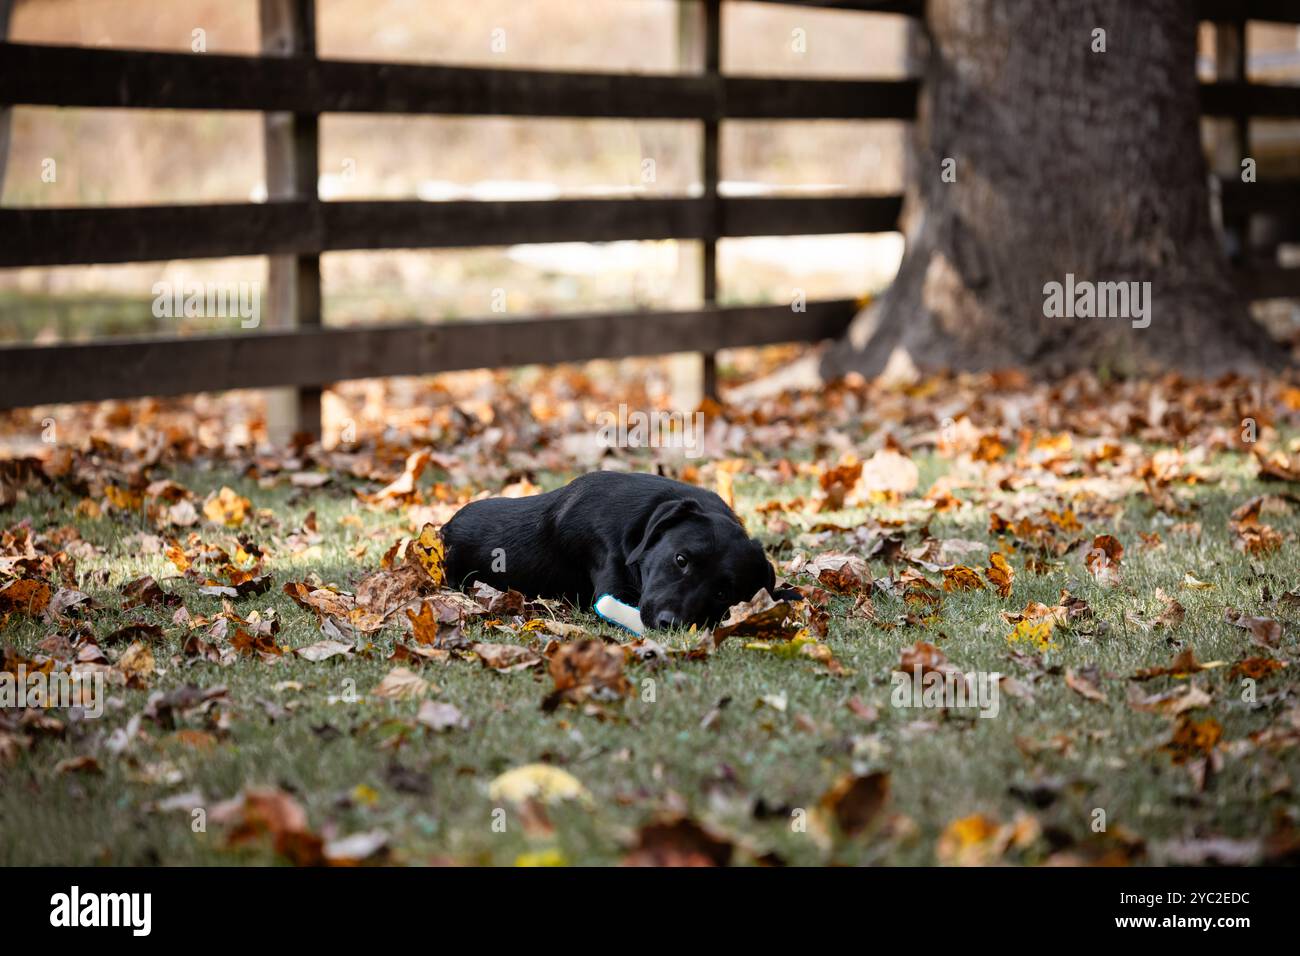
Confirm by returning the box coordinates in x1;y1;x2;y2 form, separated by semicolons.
1006;618;1056;651
203;486;251;527
104;485;144;511
515;848;568;867
409;523;446;587
489;764;590;806
944;813;998;845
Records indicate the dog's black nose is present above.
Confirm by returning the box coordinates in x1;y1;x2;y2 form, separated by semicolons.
654;612;677;629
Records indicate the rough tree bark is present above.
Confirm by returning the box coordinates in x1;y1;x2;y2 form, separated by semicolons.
821;0;1283;381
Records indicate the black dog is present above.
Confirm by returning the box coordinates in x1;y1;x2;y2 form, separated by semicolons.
442;471;781;628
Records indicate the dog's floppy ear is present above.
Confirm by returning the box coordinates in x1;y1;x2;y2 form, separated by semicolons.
626;498;699;565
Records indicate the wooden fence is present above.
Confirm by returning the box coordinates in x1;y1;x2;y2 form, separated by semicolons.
0;0;1298;427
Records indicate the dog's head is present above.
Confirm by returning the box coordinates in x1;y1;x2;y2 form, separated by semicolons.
626;497;778;629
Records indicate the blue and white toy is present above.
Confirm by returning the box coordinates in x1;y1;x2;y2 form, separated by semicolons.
594;593;646;636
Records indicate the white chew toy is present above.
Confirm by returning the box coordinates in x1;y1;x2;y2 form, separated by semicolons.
594;593;645;636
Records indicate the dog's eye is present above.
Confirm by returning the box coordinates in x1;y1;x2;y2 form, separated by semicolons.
675;553;689;570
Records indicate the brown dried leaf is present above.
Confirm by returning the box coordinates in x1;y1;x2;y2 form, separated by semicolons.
1064;666;1106;702
544;638;631;710
472;642;542;672
709;589;799;646
819;771;890;837
371;666;431;700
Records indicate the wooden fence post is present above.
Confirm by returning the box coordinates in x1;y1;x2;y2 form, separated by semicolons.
259;0;322;442
701;0;721;400
1212;17;1250;265
0;0;13;199
676;0;721;405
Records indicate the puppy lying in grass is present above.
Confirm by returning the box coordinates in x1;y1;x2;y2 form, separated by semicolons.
442;471;787;629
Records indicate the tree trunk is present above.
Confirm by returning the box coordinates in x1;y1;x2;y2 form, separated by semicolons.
822;0;1283;381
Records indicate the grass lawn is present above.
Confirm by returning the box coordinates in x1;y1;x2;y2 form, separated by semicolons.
2;393;1300;867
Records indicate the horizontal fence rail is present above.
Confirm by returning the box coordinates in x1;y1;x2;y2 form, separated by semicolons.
0;300;859;408
740;1;923;12
1197;0;1300;24
1218;178;1300;216
1200;81;1300;118
0;196;905;267
1240;267;1300;300
671;0;1298;19
0;43;919;120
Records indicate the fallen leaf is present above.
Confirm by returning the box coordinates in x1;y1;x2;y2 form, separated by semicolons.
116;640;155;685
54;755;102;775
103;622;165;645
371;666;431;700
416;699;467;732
1006;618;1056;651
1131;648;1227;681
203;486;251;527
363;449;430;503
936;814;1001;866
1085;535;1122;586
1127;683;1212;716
622;814;733;867
709;589;799;646
489;764;590;805
283;581;385;634
1065;666;1106;702
897;640;956;678
846;696;879;722
472;643;542;672
856;446;919;498
230;627;283;661
0;579;51;617
294;640;354;662
1154;597;1186;629
213;786;323;865
985;552;1014;598
354;564;432;619
803;553;872;594
1160;716;1223;764
408;523;447;587
120;574;172;610
942;565;985;593
1230;657;1286;681
543;639;631;710
1224;609;1282;648
323;829;389;865
405;600;464;647
469;581;525;615
819;771;890;837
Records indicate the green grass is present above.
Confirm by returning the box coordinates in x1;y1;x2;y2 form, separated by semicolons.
2;452;1298;866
